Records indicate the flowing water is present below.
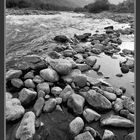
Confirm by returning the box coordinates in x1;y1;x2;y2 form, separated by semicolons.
6;11;134;140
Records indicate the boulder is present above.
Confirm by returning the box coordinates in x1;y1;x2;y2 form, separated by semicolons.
100;115;134;128
33;97;45;117
69;117;84;136
43;98;56;113
51;87;62;97
18;88;37;105
11;78;24;88
24;79;35;88
83;108;101;122
102;129;115;140
86;56;97;67
84;90;112;111
6;69;22;81
16;111;35;140
40;68;59;82
74;131;94;140
59;85;74;102
67;94;85;114
6;98;25;121
37;82;50;94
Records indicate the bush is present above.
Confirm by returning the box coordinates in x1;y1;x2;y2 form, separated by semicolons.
84;0;109;13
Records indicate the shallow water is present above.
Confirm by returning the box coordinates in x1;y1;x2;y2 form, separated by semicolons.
6;11;134;140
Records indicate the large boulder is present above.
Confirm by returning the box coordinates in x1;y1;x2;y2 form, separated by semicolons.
67;93;85;114
48;58;73;75
18;88;37;105
6;98;25;121
102;129;115;140
37;82;50;94
83;108;101;123
100;115;134;128
33;97;45;117
84;90;112;111
40;68;59;82
43;98;57;113
59;85;74;102
69;117;84;136
74;131;94;140
16;111;36;140
6;69;22;81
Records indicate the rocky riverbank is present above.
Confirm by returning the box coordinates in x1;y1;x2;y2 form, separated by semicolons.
6;22;135;140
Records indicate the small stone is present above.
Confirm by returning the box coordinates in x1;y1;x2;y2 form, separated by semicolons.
24;79;35;88
67;94;85;114
116;73;123;77
124;132;135;140
6;92;13;101
45;95;50;100
33;75;44;84
55;97;62;105
83;108;101;122
74;131;94;140
51;87;62;97
113;98;124;112
40;68;59;82
18;88;37;105
11;78;23;88
37;83;50;94
86;56;97;67
103;91;117;101
76;64;91;72
120;109;130;117
38;90;46;98
102;129;115;140
33;97;45;117
24;71;34;79
93;64;100;72
43;98;56;113
69;117;84;136
84;127;97;138
115;88;123;96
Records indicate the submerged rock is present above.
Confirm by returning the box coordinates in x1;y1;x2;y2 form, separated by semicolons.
69;117;84;136
16;111;36;140
6;98;25;121
101;115;134;128
67;93;85;114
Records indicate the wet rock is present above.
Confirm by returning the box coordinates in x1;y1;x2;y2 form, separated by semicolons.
83;108;101;122
33;75;44;84
116;74;123;77
93;64;100;71
103;91;117;101
43;98;57;113
67;93;85;114
40;68;59;82
113;98;124;112
6;98;25;121
76;64;91;72
6;69;22;81
33;97;45;117
102;129;115;140
11;78;24;88
86;56;97;67
123;97;135;114
100;115;134;128
18;88;37;105
84;90;112;111
24;71;34;79
74;131;94;140
124;132;135;140
16;111;35;140
48;58;73;75
54;35;69;43
37;82;50;94
121;64;129;73
51;87;62;97
125;59;134;69
73;74;87;88
69;117;84;136
59;85;74;102
38;90;46;98
24;79;35;88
